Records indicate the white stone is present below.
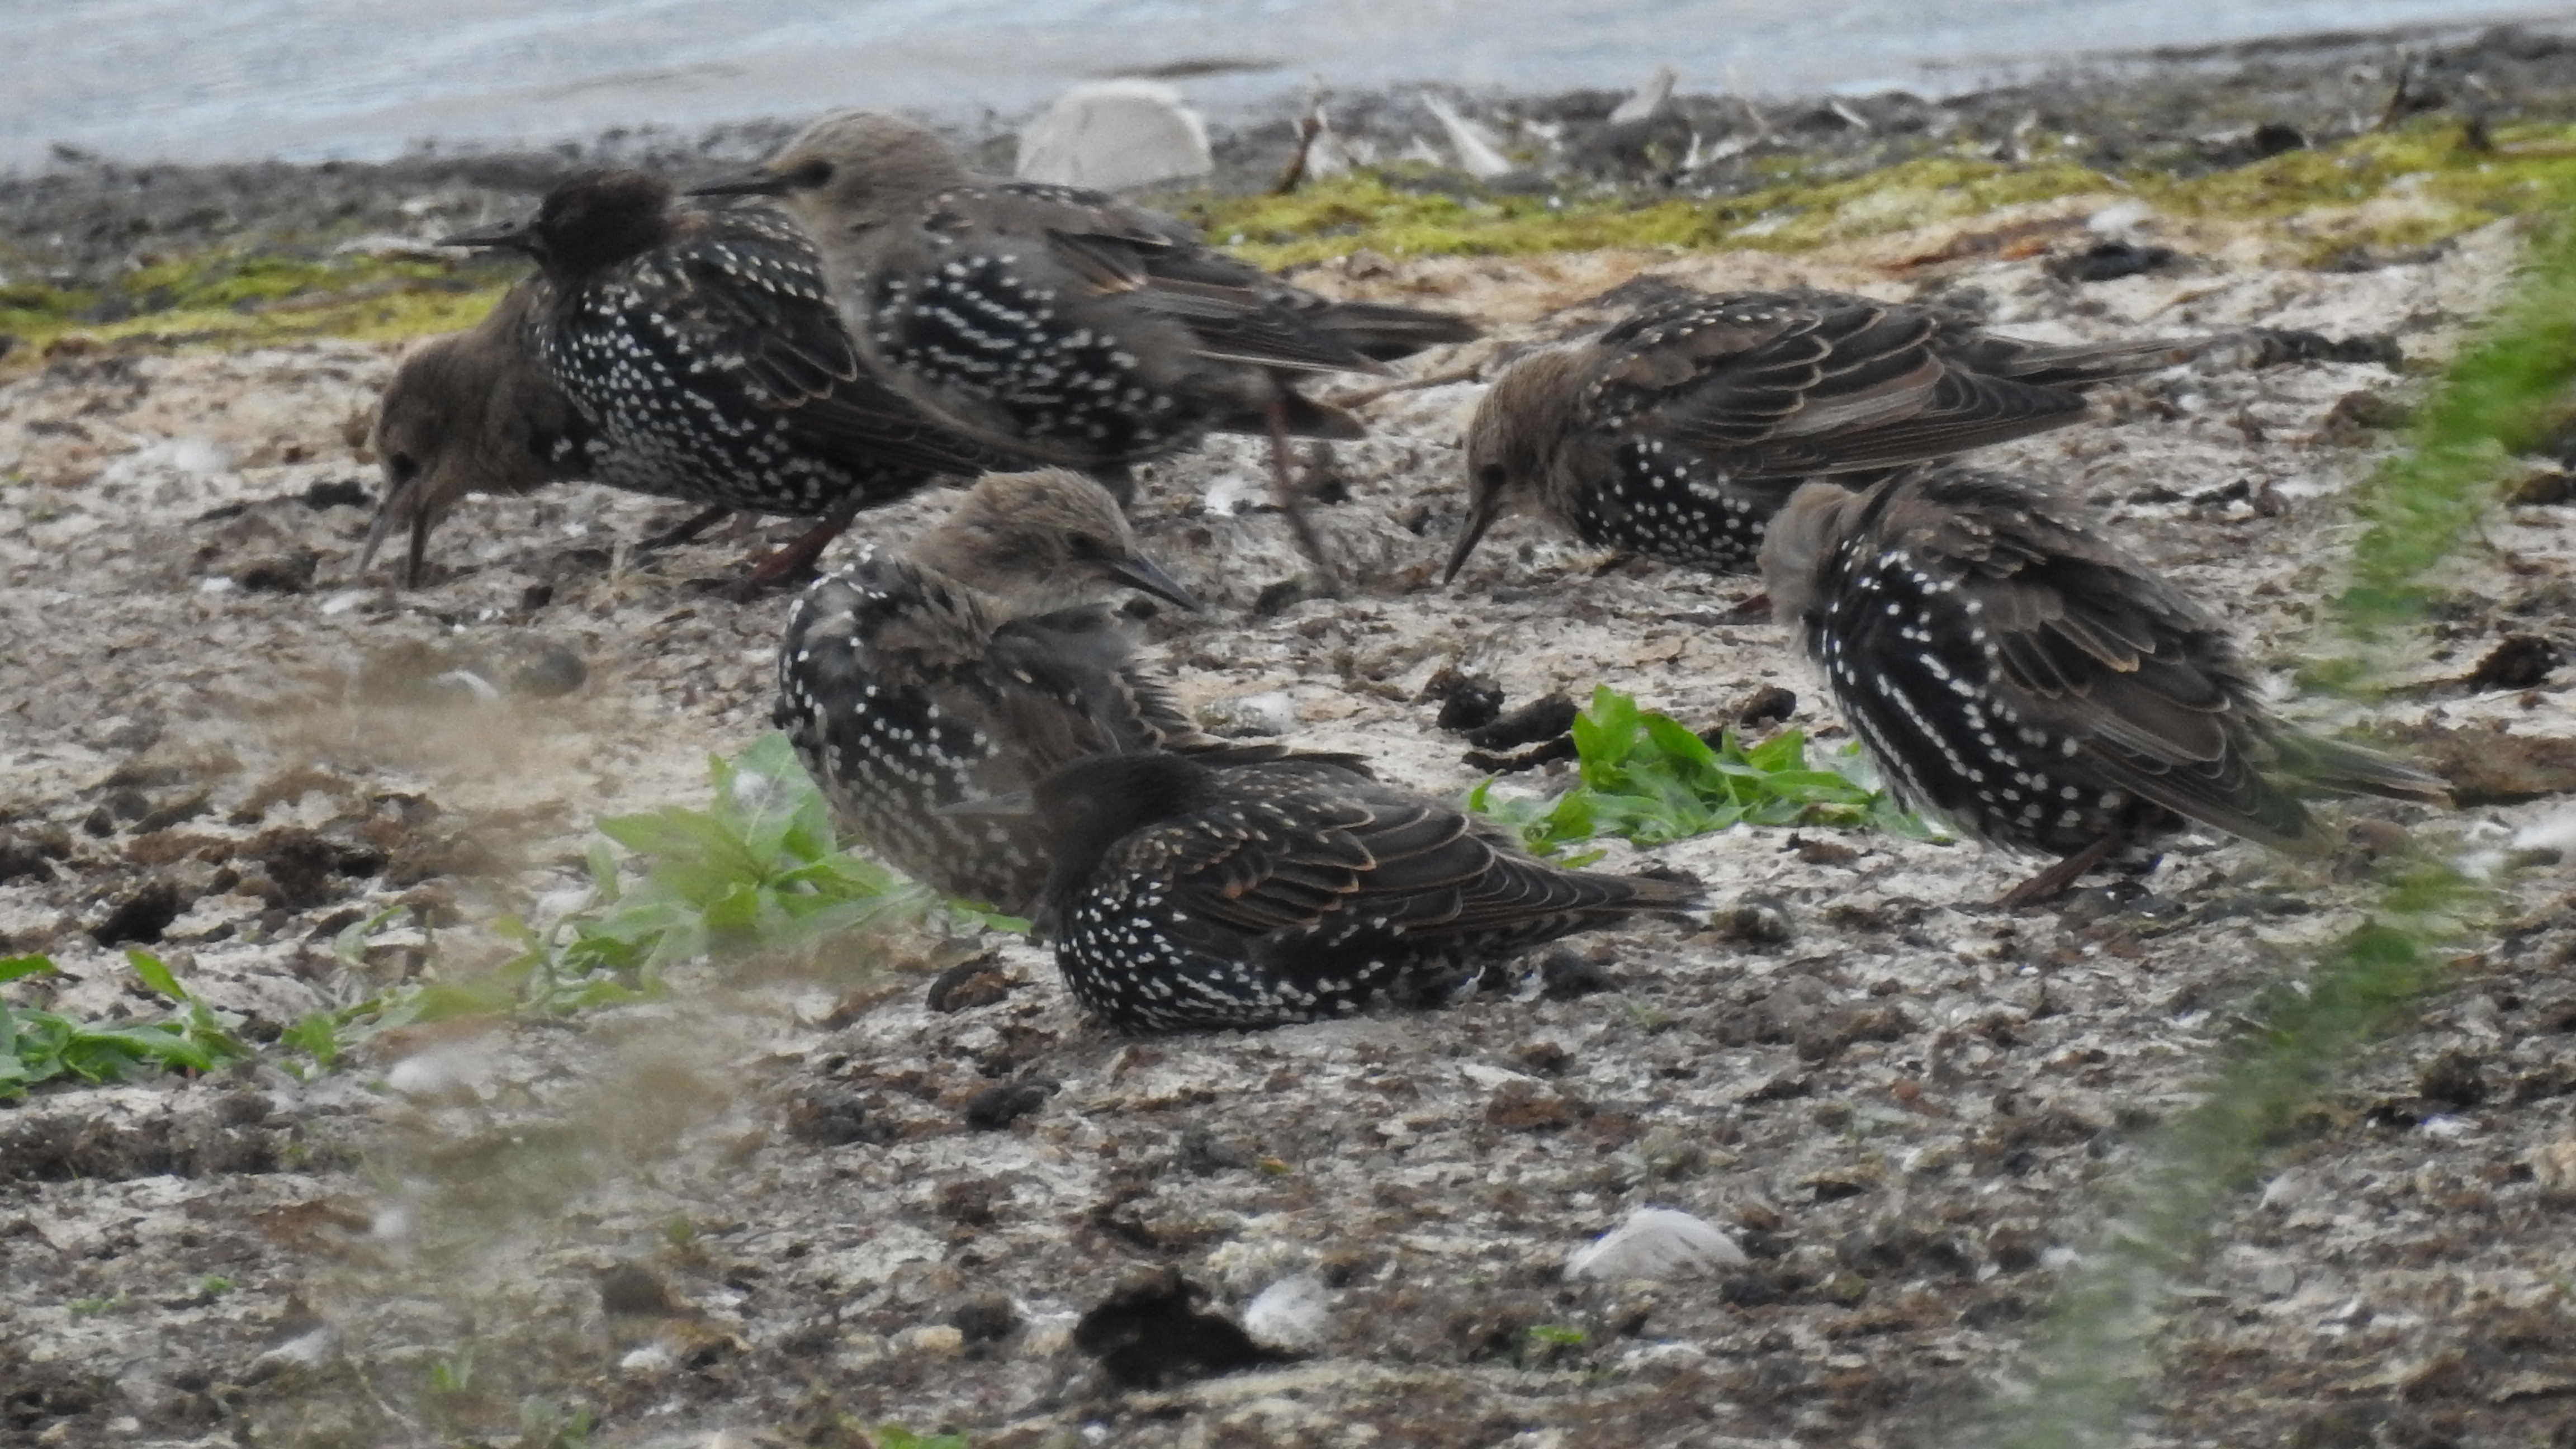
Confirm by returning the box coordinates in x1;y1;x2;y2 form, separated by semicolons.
2087;200;2154;234
2512;804;2576;851
1565;1207;1746;1282
1243;1273;1330;1352
370;1203;414;1241
2260;1167;2321;1211
255;1325;337;1370
384;1043;489;1098
427;669;501;703
1016;80;1211;193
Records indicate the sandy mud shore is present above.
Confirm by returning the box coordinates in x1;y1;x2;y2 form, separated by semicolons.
4;23;2576;1449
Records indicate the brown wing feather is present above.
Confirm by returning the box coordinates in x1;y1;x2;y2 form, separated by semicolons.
1899;472;2317;848
1146;769;1684;956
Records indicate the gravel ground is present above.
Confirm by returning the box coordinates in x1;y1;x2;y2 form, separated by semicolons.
8;54;2576;1449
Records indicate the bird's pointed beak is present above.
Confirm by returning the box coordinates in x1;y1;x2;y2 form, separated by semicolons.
686;166;792;198
437;215;539;250
358;473;438;588
935;791;1036;820
1443;485;1505;584
1102;555;1201;612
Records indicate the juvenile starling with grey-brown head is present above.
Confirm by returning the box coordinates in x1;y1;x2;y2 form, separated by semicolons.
363;278;596;586
1005;751;1701;1032
1759;466;2450;903
440;168;1021;581
690;112;1479;556
1450;288;2200;582
778;467;1237;917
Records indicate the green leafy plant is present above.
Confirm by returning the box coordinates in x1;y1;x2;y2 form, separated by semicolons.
76;736;1016;1090
1469;686;1936;854
505;734;920;996
0;950;252;1100
495;733;1012;1014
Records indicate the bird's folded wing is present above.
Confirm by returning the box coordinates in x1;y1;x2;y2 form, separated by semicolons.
1934;508;2317;852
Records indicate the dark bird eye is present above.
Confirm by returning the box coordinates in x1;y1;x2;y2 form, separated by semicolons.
1068;535;1107;560
387;452;420;485
790;158;835;190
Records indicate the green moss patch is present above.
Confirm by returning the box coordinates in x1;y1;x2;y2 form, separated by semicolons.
2147;117;2576;264
1177;151;2117;269
1181;117;2576;272
0;247;518;354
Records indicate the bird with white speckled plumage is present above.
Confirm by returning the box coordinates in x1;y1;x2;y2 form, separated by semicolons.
690;112;1478;553
1760;465;2451;903
1007;751;1701;1032
1451;287;2204;583
778;468;1254;917
437;169;1021;583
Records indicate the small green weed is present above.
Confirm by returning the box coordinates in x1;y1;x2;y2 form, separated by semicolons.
2327;188;2576;654
15;737;1012;1093
1527;1323;1588;1347
292;733;1003;1042
1469;686;1934;853
0;950;252;1100
875;1427;971;1449
513;1398;594;1449
661;1215;700;1253
492;732;971;1011
427;1347;476;1396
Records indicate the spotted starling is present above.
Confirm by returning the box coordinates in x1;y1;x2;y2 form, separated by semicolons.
1450;288;2200;581
362;279;595;586
1006;751;1700;1032
439;169;1018;581
776;467;1238;917
1759;467;2451;903
689;112;1479;556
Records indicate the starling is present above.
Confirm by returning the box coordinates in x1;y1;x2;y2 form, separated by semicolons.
689;112;1479;558
1450;288;2199;581
1759;467;2451;903
439;168;1017;582
777;467;1225;916
1007;751;1701;1032
362;279;596;586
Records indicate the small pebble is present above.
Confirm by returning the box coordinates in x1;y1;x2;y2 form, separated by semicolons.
1243;1274;1330;1352
1566;1207;1747;1282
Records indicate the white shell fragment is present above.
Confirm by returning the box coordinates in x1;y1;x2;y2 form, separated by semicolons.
1566;1207;1748;1282
1422;94;1514;178
1608;66;1678;125
1016;80;1212;193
